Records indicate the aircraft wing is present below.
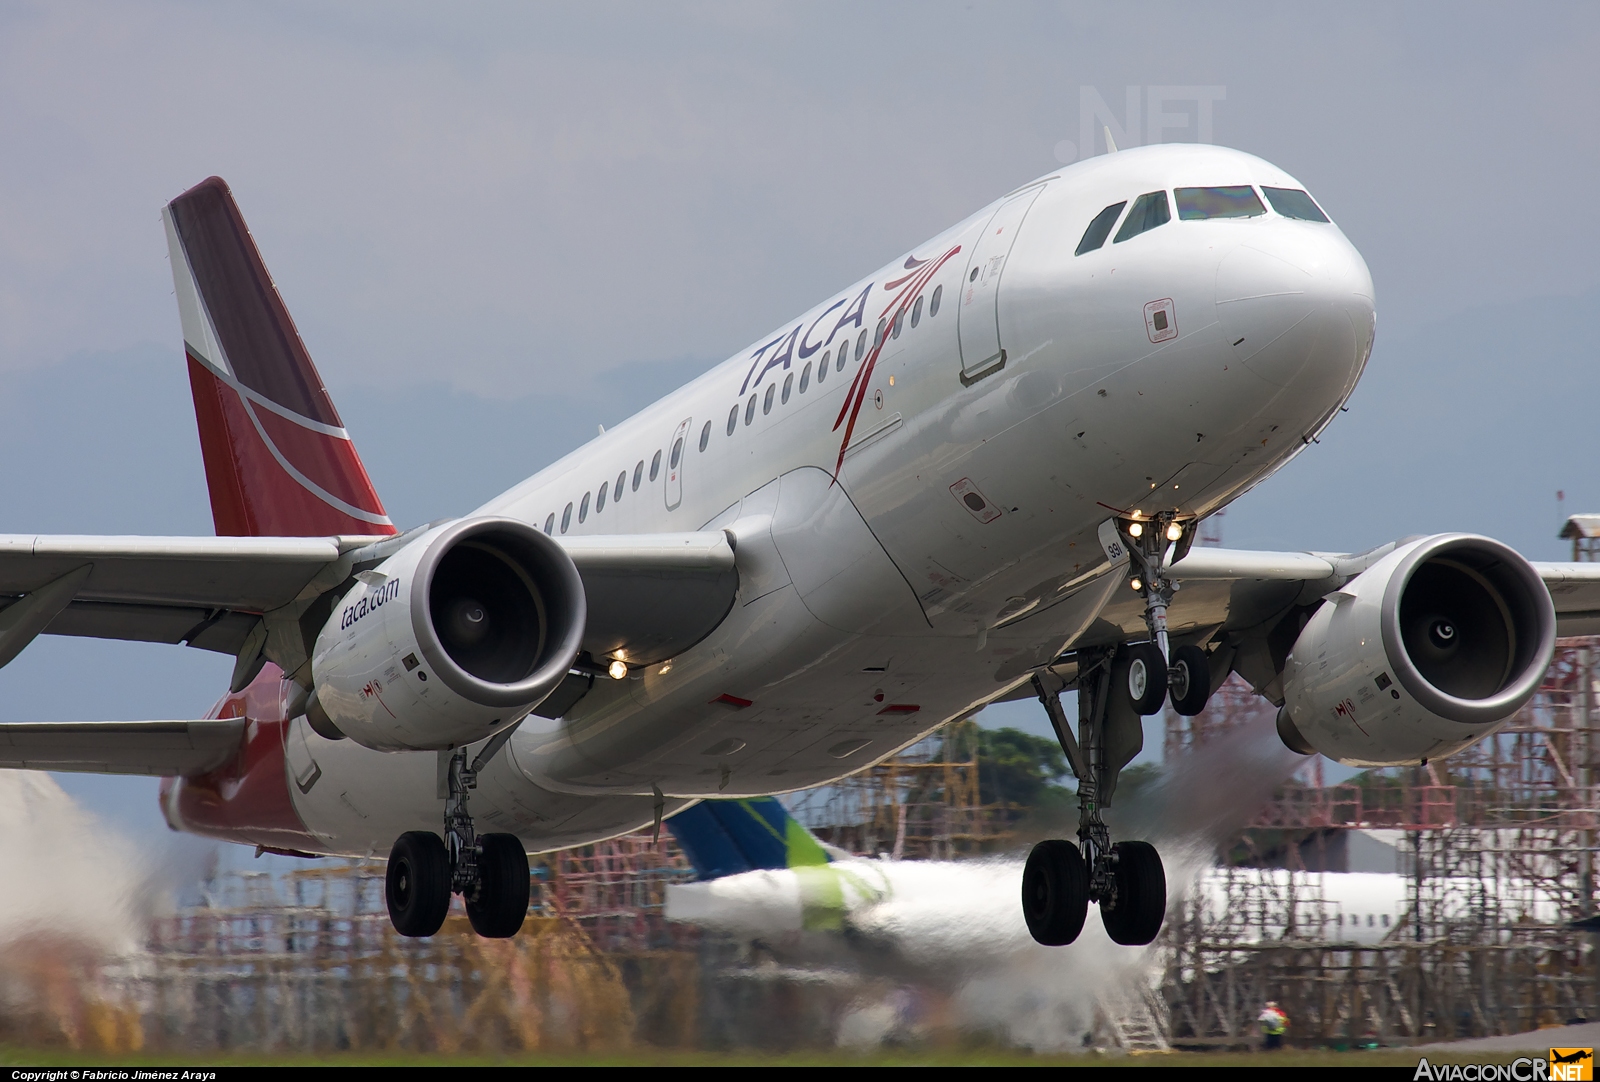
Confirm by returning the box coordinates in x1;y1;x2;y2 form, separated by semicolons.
0;718;246;776
1162;546;1600;637
0;529;738;679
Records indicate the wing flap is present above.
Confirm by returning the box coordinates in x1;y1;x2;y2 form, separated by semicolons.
1535;562;1600;636
0;719;246;776
1168;547;1338;581
561;531;739;663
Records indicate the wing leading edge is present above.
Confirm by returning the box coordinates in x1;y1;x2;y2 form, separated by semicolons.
0;529;739;678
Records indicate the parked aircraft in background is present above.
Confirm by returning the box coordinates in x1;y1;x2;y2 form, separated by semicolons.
2;143;1596;948
664;799;1564;953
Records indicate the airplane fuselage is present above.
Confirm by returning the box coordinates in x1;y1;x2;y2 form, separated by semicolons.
164;143;1375;857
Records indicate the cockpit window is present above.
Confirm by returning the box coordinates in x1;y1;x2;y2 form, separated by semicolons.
1113;191;1171;243
1175;186;1266;220
1262;186;1330;222
1075;201;1126;255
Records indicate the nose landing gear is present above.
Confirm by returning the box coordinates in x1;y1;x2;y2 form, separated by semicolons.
385;727;530;939
1026;653;1168;946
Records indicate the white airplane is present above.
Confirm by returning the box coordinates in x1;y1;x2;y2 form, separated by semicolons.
1;142;1595;949
662;801;1566;953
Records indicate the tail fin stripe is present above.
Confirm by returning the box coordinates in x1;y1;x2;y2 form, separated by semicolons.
236;397;394;527
244;397;389;517
185;340;353;440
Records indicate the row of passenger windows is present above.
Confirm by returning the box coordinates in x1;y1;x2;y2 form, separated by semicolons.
1075;184;1329;256
543;450;662;535
541;283;946;535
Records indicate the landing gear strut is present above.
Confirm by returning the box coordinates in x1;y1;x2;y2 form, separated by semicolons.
385;727;530;939
1025;653;1167;946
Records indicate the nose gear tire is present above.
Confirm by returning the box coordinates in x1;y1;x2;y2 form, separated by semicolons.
386;831;451;938
1022;839;1089;946
1168;643;1212;716
1099;839;1166;945
1117;642;1169;715
466;832;531;939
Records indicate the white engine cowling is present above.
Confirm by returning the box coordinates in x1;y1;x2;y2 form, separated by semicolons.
310;517;586;751
1279;534;1555;766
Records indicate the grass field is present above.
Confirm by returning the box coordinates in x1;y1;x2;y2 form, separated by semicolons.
0;1046;1529;1068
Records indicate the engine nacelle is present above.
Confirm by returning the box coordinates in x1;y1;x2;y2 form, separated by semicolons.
1280;534;1555;766
310;517;586;752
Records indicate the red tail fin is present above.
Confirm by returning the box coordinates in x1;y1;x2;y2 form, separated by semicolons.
162;177;396;538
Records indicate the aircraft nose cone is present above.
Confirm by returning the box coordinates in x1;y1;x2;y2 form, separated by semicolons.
1216;227;1375;390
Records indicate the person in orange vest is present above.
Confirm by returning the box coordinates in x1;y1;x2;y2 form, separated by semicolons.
1258;1001;1289;1050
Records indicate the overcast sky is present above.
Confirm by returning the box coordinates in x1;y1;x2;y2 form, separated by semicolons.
2;0;1598;841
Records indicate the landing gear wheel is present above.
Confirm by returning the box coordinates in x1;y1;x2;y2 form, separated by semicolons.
466;833;530;939
1022;839;1089;946
1116;642;1168;715
387;830;451;938
1168;644;1212;716
1099;840;1166;946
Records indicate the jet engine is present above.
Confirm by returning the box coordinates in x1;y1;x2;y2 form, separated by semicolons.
1278;534;1555;766
308;517;586;751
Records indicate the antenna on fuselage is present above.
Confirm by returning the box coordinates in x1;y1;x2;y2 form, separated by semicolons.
1103;126;1119;154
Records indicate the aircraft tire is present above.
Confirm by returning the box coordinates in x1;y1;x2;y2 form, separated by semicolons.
1100;840;1166;946
1168;644;1212;716
1116;642;1168;715
1021;839;1089;946
386;831;451;938
467;833;531;939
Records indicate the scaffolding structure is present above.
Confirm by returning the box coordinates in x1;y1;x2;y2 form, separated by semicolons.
1162;637;1600;1047
782;718;1016;859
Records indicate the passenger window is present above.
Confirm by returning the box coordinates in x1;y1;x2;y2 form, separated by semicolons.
763;383;775;415
699;420;711;452
615;471;626;500
1175;186;1265;220
910;295;923;328
1076;201;1127;255
930;284;942;317
669;438;683;469
578;492;590;523
1381;914;1390;927
1262;186;1330;222
745;393;757;425
543;513;555;535
632;460;644;491
1113;192;1171;243
726;405;738;435
854;330;866;363
800;361;811;393
650;450;661;481
596;481;608;512
561;503;573;533
781;372;793;404
892;309;904;339
874;318;887;349
818;350;829;383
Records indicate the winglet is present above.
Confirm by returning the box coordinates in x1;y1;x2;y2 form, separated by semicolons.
163;177;395;538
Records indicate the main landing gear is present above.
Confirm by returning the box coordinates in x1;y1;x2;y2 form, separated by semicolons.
1021;515;1213;947
385;731;530;939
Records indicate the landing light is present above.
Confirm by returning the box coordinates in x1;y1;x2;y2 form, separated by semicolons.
1127;522;1144;538
608;660;628;680
1130;577;1143;592
1166;523;1183;542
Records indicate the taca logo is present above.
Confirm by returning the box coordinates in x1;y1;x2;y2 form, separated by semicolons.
340;578;401;630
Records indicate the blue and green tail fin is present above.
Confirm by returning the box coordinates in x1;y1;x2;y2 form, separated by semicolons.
665;797;832;880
